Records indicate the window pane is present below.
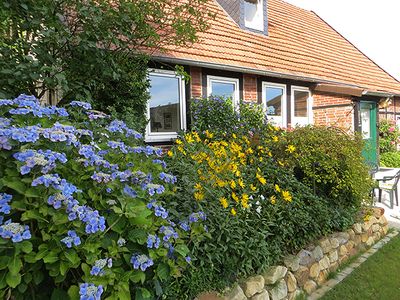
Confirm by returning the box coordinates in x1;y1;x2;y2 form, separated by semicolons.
265;87;283;116
361;108;371;139
294;90;308;117
244;0;263;31
211;81;235;99
149;75;180;133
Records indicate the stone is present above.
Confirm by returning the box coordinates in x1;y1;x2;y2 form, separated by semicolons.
383;225;389;235
263;266;288;285
361;233;369;243
372;207;384;218
297;249;315;266
345;241;355;251
288;290;303;300
243;275;265;298
294;266;309;287
347;229;355;240
309;263;320;279
225;285;246;300
349;248;358;257
374;232;381;242
197;292;224;300
379;215;388;225
339;255;348;265
336;232;350;245
316;270;329;285
268;279;288;300
372;224;380;233
339;245;348;257
286;272;297;293
284;255;300;272
330;238;339;249
329;250;338;263
303;280;317;295
354;235;362;246
353;223;362;234
366;237;375;247
250;290;270;300
319;238;332;254
312;246;324;261
319;256;330;270
329;262;338;273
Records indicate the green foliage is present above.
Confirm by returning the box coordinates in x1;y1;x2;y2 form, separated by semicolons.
191;96;268;135
164;130;359;299
378;119;400;153
274;126;373;208
0;95;207;299
380;152;400;167
0;0;213;128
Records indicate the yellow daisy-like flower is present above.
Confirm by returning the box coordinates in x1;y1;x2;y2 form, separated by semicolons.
278;160;284;167
185;133;194;143
194;183;202;190
286;145;296;153
230;180;236;189
250;184;257;192
246;148;254;155
272;136;279;142
219;197;229;208
231;208;237;216
235;170;241;177
194;191;205;201
241;193;249;209
282;190;292;202
205;130;214;139
275;184;281;193
232;192;239;203
238;178;245;189
256;173;267;185
175;139;183;145
270;195;276;205
232;133;237;139
167;150;173;157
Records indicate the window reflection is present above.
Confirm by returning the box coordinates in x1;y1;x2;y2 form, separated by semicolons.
265;87;283;116
211;81;235;99
149;75;180;133
294;90;308;117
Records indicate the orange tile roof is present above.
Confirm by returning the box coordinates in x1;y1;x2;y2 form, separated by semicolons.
154;0;400;95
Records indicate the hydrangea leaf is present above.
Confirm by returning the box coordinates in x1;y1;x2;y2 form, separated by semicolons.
8;256;22;275
5;272;21;288
67;285;79;300
64;249;80;265
2;177;26;195
0;257;10;270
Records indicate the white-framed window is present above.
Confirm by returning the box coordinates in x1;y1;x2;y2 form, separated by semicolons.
207;75;240;106
244;0;264;31
262;82;287;127
291;86;313;126
146;69;186;142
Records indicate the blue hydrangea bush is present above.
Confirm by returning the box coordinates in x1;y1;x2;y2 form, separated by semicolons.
0;95;206;299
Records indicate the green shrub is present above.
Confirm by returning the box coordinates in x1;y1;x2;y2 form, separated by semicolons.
0;95;206;299
378;119;400;153
164;130;358;299
380;152;400;167
274;126;373;208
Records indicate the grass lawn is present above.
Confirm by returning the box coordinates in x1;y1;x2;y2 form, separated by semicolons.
321;232;400;300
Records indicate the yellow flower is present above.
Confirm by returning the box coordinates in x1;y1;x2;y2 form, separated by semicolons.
250;184;257;192
238;178;245;189
167;150;173;157
272;136;279;142
364;214;371;222
282;190;292;202
286;145;296;153
205;130;214;139
192;131;201;142
219;197;229;208
275;184;281;193
232;192;239;203
230;180;236;189
278;160;284;167
241;194;249;208
246;148;254;155
185;133;194;143
268;151;273;157
270;195;276;204
194;191;205;201
194;183;202;190
256;173;267;185
216;179;227;187
232;133;237;139
231;208;237;216
235;170;241;177
176;139;183;145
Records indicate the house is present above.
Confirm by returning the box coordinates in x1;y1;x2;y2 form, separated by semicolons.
145;0;400;163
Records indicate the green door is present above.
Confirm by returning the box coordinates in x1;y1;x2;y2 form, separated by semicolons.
360;102;377;165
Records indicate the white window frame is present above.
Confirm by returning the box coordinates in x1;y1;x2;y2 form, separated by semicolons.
291;86;313;127
146;69;186;142
261;82;287;127
207;75;240;107
244;0;264;31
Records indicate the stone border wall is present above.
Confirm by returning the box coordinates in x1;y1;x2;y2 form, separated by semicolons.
220;211;388;300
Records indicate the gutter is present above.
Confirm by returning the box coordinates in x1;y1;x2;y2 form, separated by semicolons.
153;56;400;97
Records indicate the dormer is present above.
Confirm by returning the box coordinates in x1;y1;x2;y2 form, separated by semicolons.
216;0;268;35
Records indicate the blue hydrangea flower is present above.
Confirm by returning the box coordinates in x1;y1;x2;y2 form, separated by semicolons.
189;211;207;223
79;283;103;300
9;126;41;143
147;234;161;249
61;230;81;248
159;172;177;184
0;193;12;215
90;258;112;276
152;159;167;168
0;220;31;243
106;120;142;139
31;174;61;187
123;185;137;198
130;254;154;271
0;136;12;150
70;101;92;110
14;149;67;175
179;222;190;232
145;184;165;196
159;226;179;242
0;99;13;106
41;122;78;145
106;188;112;193
117;237;126;247
91;172;112;183
185;256;191;263
154;205;168;219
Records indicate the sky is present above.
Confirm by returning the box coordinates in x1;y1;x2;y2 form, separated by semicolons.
285;0;400;81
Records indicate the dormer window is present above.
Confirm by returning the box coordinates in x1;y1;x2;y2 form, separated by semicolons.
244;0;264;31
